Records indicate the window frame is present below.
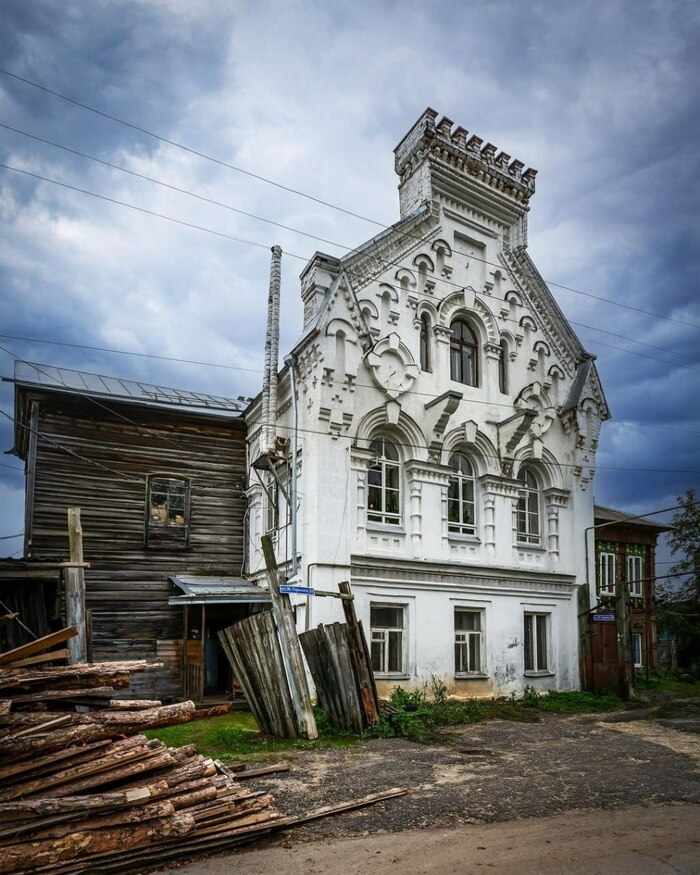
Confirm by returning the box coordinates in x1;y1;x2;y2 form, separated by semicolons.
145;474;191;548
449;318;479;387
419;313;432;372
524;612;551;674
447;453;477;537
367;437;402;527
498;338;509;394
516;468;541;546
632;632;643;668
454;607;484;677
627;553;644;599
370;603;406;676
599;550;617;597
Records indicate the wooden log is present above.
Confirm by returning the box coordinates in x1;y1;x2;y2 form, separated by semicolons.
108;699;161;710
0;628;77;667
3;649;71;669
0;740;113;783
45;750;176;799
0;661;161;692
0;780;170;820
235;762;291;780
2;715;72;740
0;701;196;761
6;686;115;704
275;786;408;828
10;800;177;843
0;813;196;874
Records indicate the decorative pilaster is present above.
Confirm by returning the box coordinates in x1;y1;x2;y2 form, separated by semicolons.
409;481;423;555
484;494;496;553
544;488;570;560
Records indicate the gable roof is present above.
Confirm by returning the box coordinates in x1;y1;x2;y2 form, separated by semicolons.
9;361;251;417
594;504;671;532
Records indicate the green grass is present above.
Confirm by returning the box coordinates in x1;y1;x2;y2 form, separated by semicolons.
144;709;358;761
145;684;625;757
634;669;700;698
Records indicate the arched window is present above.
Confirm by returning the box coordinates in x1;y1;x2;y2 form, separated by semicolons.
419;314;431;372
448;454;476;535
498;339;508;394
516;468;541;545
450;318;479;386
368;438;401;525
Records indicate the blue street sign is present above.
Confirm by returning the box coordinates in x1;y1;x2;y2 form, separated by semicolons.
280;585;315;595
593;613;615;622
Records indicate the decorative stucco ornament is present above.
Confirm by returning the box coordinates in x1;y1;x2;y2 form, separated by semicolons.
365;332;420;399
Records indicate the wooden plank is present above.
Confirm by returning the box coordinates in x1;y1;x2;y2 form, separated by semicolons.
261;534;317;739
65;507;87;663
339;580;380;725
0;627;77;667
4;649;71;669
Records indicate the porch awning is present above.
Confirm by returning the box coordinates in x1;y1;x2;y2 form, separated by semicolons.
168;576;271;605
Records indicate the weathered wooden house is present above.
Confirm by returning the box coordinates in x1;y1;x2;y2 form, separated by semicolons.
6;361;269;700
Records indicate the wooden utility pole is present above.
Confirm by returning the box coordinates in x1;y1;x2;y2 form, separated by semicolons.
261;535;317;739
338;581;380;725
615;559;633;700
65;508;87;664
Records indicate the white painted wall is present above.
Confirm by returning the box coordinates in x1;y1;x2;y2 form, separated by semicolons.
246;111;608;699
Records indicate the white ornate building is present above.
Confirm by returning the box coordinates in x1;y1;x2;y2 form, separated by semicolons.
246;108;609;698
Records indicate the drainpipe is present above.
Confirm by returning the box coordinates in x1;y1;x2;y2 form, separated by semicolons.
284;353;298;578
262;245;282;455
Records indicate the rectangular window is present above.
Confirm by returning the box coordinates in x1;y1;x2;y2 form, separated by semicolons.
146;476;190;547
370;604;404;675
632;632;643;668
598;551;616;597
454;609;482;675
627;554;644;598
524;612;549;673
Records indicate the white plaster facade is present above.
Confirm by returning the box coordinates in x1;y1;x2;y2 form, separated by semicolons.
246;108;609;699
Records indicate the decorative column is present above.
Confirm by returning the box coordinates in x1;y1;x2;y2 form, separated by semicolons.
543;488;570;563
350;447;373;553
409;481;423;556
440;484;449;553
479;475;522;563
484;494;497;553
484;340;502;400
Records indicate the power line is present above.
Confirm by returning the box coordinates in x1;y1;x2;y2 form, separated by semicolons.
267;418;700;475
0;461;23;471
1;68;699;332
0;344;219;457
3;158;699;377
0;122;349;252
3;331;700;437
0;164;277;253
0;533;23;540
0;68;381;227
0;408;145;484
6;123;700;368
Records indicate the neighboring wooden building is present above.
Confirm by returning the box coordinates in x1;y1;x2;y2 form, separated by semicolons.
592;504;669;681
7;361;269;701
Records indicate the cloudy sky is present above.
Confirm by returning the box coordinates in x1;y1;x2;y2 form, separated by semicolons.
1;0;698;566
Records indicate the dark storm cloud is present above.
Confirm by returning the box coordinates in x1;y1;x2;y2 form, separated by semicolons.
0;0;699;548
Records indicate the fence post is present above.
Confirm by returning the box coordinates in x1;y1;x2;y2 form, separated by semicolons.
338;581;380;725
65;507;87;664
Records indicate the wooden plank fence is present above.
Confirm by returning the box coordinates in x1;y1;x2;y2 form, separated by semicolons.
218;611;300;738
300;620;380;734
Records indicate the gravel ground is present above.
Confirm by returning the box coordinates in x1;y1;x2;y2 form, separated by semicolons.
239;704;700;843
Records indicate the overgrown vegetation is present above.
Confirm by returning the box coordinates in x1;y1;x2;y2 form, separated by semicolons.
364;678;622;742
634;668;700;698
146;680;624;757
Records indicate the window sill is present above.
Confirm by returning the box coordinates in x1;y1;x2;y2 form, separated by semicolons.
367;522;406;534
454;673;489;680
515;543;546;552
524;670;555;678
448;533;481;544
374;673;410;681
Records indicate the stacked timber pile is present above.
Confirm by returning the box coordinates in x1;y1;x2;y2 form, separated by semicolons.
0;629;283;873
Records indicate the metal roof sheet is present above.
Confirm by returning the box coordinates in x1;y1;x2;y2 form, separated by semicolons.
168;575;271;605
13;361;251;417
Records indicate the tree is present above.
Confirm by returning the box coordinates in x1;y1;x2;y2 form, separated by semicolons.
657;489;700;670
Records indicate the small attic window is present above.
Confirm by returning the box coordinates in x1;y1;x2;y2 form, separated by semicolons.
146;476;190;547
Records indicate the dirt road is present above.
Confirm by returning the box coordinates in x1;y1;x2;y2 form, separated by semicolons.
182;803;700;874
176;707;700;873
